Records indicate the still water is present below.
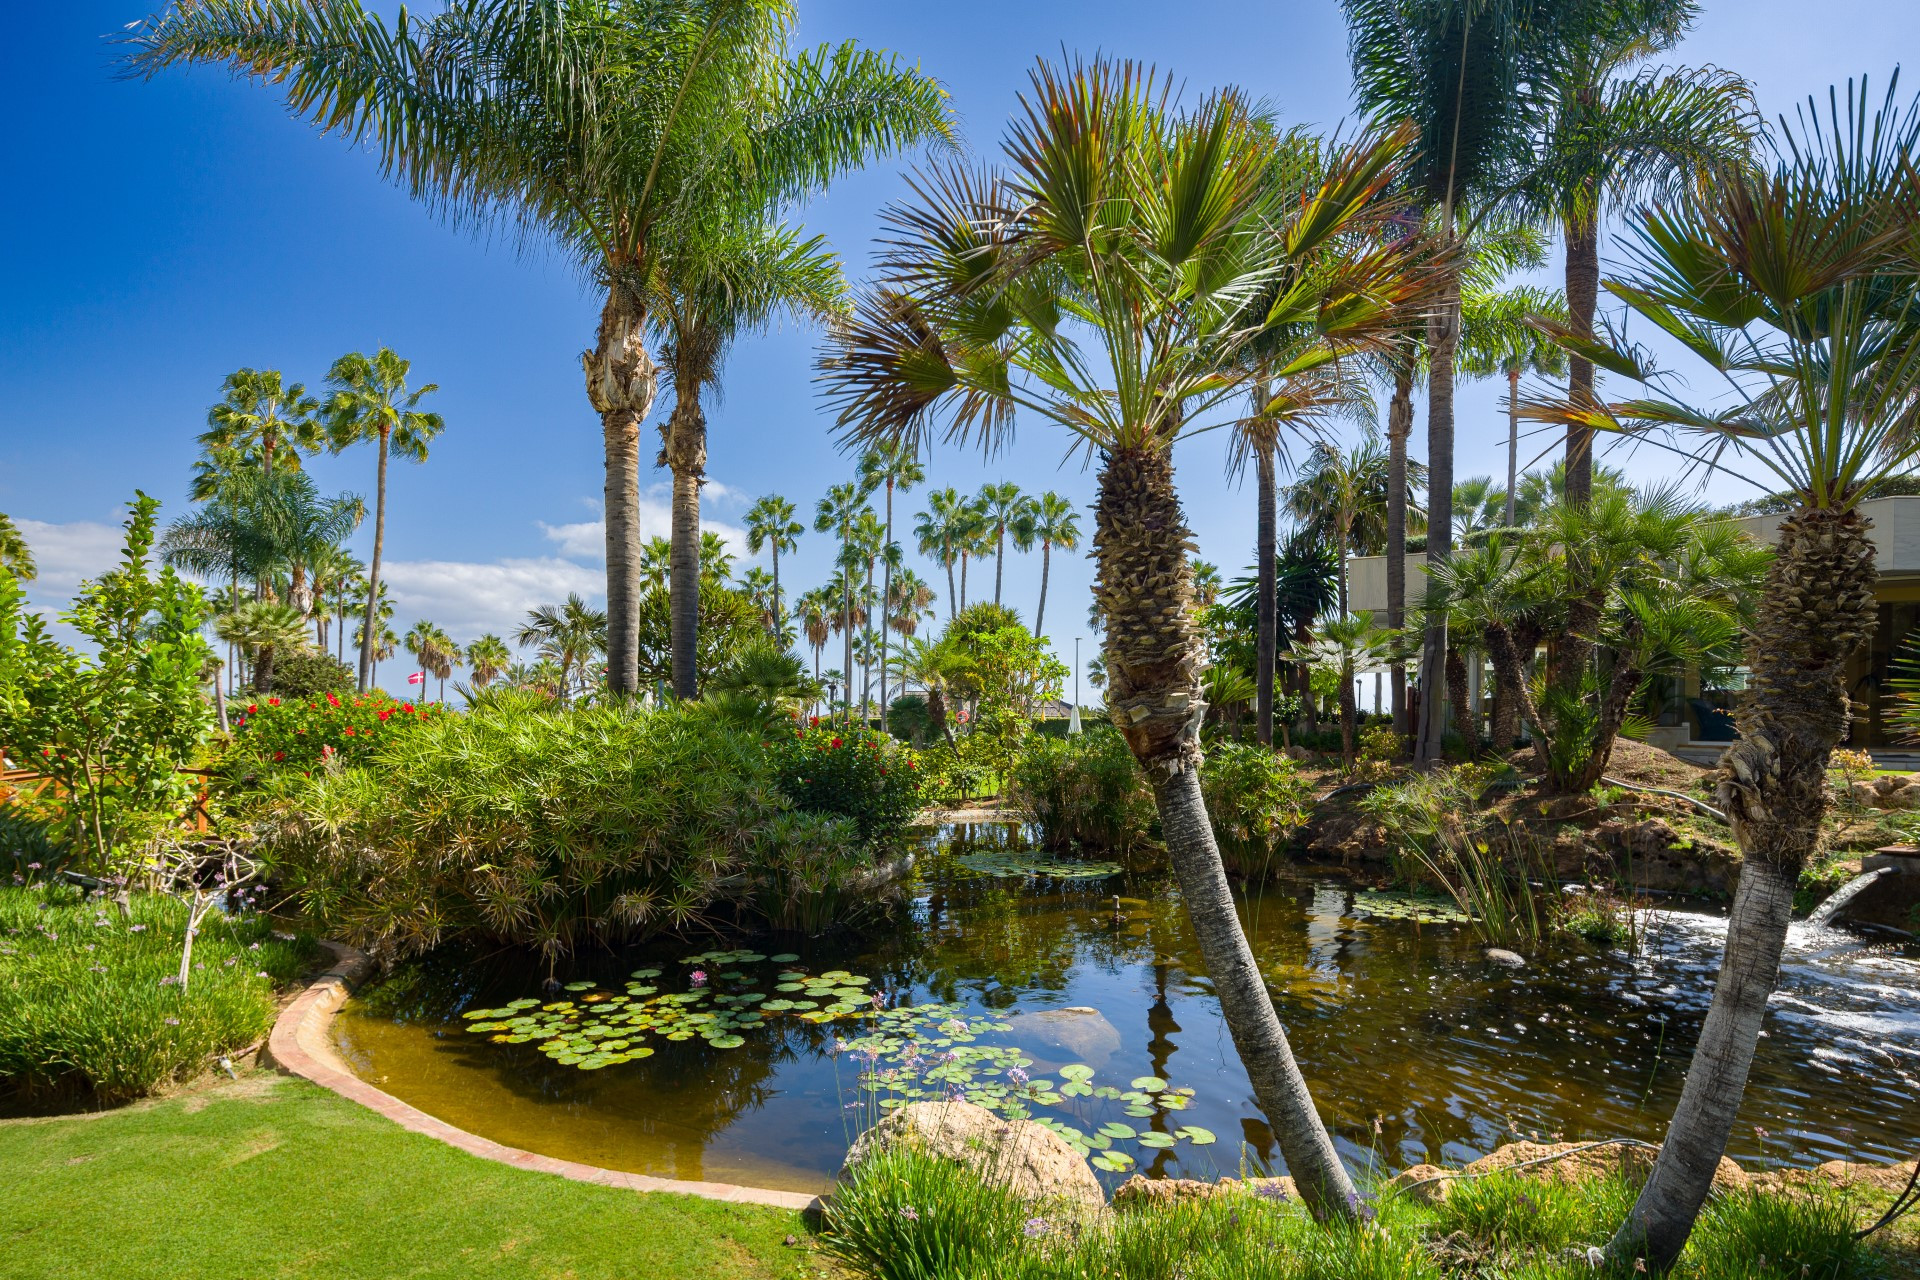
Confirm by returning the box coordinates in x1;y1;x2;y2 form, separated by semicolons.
331;823;1920;1194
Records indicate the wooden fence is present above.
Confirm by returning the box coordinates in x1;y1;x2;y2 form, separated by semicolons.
1;765;215;833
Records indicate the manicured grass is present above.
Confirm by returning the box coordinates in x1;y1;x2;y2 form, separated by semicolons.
0;1075;835;1280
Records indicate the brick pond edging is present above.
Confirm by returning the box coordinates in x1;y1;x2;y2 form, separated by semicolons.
264;940;822;1213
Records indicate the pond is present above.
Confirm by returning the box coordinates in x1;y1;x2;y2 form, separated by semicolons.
332;822;1920;1196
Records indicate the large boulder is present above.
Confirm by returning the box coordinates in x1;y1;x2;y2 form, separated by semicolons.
1462;1141;1747;1193
839;1100;1106;1220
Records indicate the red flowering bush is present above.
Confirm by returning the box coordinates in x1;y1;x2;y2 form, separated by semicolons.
771;720;922;846
218;692;447;783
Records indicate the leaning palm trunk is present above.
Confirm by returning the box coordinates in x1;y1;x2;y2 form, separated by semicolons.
585;291;659;698
1096;446;1356;1218
1609;508;1877;1269
1255;443;1278;747
1035;538;1053;641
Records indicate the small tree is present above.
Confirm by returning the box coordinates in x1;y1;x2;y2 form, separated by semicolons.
0;495;213;872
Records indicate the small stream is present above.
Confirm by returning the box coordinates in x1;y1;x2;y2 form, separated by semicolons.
331;822;1920;1195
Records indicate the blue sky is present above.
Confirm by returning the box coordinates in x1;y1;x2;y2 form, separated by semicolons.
3;2;1915;695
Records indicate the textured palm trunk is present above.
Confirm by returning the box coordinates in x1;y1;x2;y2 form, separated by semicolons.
994;525;1006;607
959;553;969;614
357;427;390;693
1504;367;1521;527
1095;444;1356;1221
584;290;659;698
1417;266;1460;764
1446;644;1471;757
1609;507;1878;1270
1255;444;1278;748
253;644;276;696
1035;540;1053;641
1564;214;1599;509
771;544;783;635
662;389;706;702
880;483;894;719
1337;660;1358;771
1386;370;1414;745
944;557;958;622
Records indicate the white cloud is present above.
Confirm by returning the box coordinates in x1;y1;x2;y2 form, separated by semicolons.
17;518;125;597
379;556;605;645
538;483;751;564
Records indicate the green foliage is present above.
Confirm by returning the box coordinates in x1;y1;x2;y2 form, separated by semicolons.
1008;729;1158;855
770;721;921;847
636;583;764;693
0;884;312;1102
218;690;448;785
1198;741;1313;871
1431;1171;1638;1256
0;805;66;877
0;495;214;872
703;639;820;732
263;647;355;699
250;704;911;960
886;692;933;744
944;617;1068;784
822;1146;1033;1280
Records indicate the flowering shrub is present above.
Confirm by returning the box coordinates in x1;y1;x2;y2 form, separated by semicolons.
219;691;447;782
771;719;923;846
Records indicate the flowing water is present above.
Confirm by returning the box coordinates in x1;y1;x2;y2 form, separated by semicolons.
331;823;1920;1195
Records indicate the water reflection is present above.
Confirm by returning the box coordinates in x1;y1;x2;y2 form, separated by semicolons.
332;822;1920;1194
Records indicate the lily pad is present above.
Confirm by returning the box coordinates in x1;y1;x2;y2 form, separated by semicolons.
1175;1126;1216;1145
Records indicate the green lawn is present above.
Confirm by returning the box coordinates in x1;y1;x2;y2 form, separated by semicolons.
0;1075;835;1280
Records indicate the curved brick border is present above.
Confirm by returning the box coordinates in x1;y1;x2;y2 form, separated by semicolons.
265;940;822;1213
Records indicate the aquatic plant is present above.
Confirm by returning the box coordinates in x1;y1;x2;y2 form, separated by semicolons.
950;850;1124;881
1007;729;1158;855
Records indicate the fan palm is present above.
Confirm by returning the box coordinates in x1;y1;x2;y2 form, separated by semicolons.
914;486;970;619
815;481;875;723
887;569;938;639
404;620;458;703
1010;492;1080;643
639;537;674;594
1525;2;1758;503
517;594;608;708
973;482;1029;609
218;599;308;695
1459;280;1570;523
1450;475;1510;540
1530;77;1920;1268
0;514;33;582
306;544;364;650
743;494;804;628
737;567;779;631
191;367;322;499
1291;612;1395;769
698;530;735;585
819;56;1435;1219
466;634;513;689
887;634;971;748
795;586;834;692
860;442;926;720
126;0;952;701
321;347;443;693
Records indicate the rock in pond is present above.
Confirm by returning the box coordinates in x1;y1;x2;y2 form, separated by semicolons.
839;1100;1107;1219
1485;948;1527;968
1006;1007;1123;1065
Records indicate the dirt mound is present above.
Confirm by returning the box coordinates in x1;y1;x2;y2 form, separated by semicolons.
1601;739;1711;792
1461;1141;1748;1192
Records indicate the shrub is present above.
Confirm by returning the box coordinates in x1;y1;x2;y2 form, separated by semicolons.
0;804;67;879
0;883;313;1102
821;1146;1039;1280
250;703;909;960
1198;741;1313;872
264;649;355;699
1008;729;1158;854
217;690;448;785
770;720;922;846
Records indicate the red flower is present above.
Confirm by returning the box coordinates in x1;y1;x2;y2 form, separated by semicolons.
831;737;843;748
378;710;391;722
247;704;258;714
267;697;281;707
809;716;820;727
273;751;285;762
343;727;356;737
327;693;341;708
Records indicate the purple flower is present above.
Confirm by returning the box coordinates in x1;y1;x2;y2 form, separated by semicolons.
898;1206;919;1221
130;924;147;932
1023;1217;1050;1239
159;975;178;986
165;1018;180;1026
1253;1182;1289;1202
25;862;40;871
1009;1068;1030;1087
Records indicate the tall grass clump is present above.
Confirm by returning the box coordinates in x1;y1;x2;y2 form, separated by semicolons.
245;701;916;962
822;1146;1034;1280
1681;1187;1878;1280
1008;728;1158;855
0;883;312;1102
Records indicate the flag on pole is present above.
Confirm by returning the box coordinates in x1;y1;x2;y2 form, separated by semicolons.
407;672;425;686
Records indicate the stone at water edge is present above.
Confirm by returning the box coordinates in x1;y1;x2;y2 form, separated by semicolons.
1485;949;1527;968
1112;1175;1298;1212
839;1099;1107;1220
1383;1164;1452;1205
1462;1141;1748;1193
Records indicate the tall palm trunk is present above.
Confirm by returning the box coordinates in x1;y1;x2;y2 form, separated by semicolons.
1035;538;1054;642
1417;265;1461;763
1564;209;1599;509
1255;443;1278;748
959;553;969;614
1446;644;1471;757
1608;507;1878;1269
662;386;707;702
1094;444;1356;1221
994;525;1006;607
1386;370;1413;745
357;426;390;693
254;644;278;696
1337;658;1358;770
944;556;958;622
842;577;855;725
585;289;659;698
1504;367;1521;527
771;542;783;634
880;481;894;719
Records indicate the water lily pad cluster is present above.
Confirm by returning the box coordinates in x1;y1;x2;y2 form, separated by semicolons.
834;1007;1212;1173
459;948;867;1068
952;850;1124;880
1349;890;1473;926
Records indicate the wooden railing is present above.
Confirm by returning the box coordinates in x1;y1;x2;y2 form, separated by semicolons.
1;765;215;833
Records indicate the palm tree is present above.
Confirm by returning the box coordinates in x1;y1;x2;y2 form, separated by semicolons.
795;586;834;695
974;482;1029;609
1450;476;1510;541
815;481;875;724
860;442;926;724
697;531;736;586
1526;4;1758;504
306;544;364;650
0;514;33;581
1343;0;1575;761
888;634;971;748
161;468;361;625
218;599;307;695
639;537;673;594
1531;78;1920;1268
915;487;970;619
192;367;321;498
321;348;443;693
1283;434;1395;614
888;569;938;640
466;634;512;690
821;56;1434;1219
404;620;458;702
1010;492;1079;643
127;1;952;701
738;567;779;632
516;594;609;708
743;495;804;629
849;511;888;719
356;620;398;688
1458;280;1569;524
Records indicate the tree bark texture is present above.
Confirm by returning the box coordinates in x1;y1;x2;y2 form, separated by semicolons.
1446;644;1471;757
1093;445;1357;1220
1387;370;1413;746
1504;367;1521;527
357;427;389;693
1609;507;1878;1270
1417;269;1461;763
584;290;659;698
1256;444;1278;748
1564;215;1599;509
661;389;707;702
